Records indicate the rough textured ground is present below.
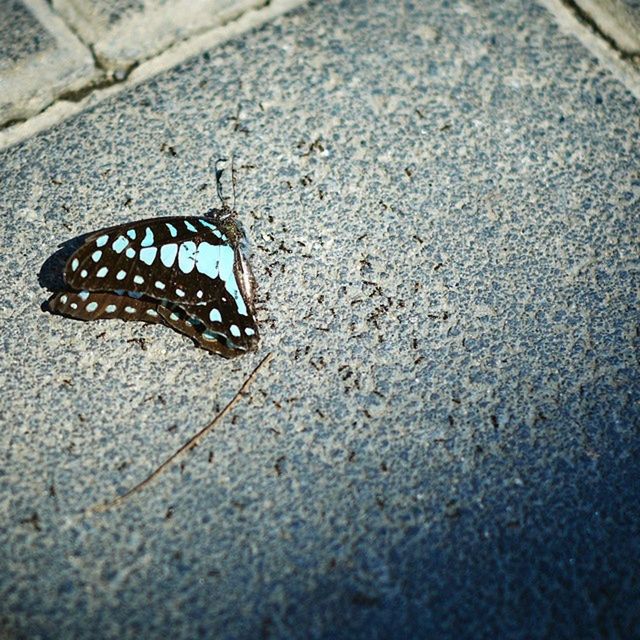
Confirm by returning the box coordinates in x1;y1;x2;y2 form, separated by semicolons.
1;0;639;638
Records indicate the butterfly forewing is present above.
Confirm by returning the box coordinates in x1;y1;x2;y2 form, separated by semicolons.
65;216;249;305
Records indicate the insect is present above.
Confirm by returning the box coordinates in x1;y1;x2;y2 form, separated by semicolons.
47;160;260;358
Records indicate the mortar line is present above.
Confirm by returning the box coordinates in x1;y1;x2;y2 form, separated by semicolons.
559;0;637;57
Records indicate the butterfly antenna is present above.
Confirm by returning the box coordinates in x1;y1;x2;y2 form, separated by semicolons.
214;157;228;209
231;154;237;213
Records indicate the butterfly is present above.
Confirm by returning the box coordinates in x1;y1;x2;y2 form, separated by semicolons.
47;209;260;358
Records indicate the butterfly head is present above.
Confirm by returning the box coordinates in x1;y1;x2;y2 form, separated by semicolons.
202;209;248;249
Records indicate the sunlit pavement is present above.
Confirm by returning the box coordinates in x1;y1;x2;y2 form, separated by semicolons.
1;1;639;638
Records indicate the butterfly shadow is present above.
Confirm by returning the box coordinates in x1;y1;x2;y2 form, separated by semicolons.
38;233;93;314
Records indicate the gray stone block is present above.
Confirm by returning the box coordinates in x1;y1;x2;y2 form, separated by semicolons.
0;0;55;72
0;0;96;125
53;0;270;71
574;0;640;52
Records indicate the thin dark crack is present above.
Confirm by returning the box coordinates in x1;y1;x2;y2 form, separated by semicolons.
0;117;27;131
58;60;139;102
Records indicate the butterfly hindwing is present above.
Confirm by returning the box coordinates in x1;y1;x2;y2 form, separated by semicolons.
181;299;259;352
49;290;257;357
155;303;252;359
48;290;164;324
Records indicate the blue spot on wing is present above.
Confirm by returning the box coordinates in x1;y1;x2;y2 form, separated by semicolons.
140;247;157;265
160;243;178;267
166;223;178;237
141;227;154;247
178;241;197;273
112;236;128;253
195;242;221;279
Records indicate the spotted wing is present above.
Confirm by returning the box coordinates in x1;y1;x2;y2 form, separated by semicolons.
48;291;258;357
156;302;258;358
49;290;164;324
64;215;251;305
53;215;260;356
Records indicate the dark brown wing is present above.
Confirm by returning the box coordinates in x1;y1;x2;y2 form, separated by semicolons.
48;290;258;357
52;215;260;356
48;290;164;324
63;216;255;311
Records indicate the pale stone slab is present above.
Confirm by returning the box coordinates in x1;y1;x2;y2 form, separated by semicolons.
0;0;96;125
574;0;640;52
53;0;269;71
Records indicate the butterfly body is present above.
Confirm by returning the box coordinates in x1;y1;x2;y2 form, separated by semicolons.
48;211;260;358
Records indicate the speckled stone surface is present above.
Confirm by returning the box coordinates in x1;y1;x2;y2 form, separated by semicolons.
1;0;639;638
0;0;95;125
53;0;270;69
0;0;54;72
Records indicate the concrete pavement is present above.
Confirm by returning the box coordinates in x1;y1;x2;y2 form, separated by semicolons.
1;0;639;638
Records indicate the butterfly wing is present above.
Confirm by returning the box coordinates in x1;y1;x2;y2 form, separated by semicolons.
65;216;250;300
48;289;164;324
155;301;258;358
48;290;257;357
52;215;260;356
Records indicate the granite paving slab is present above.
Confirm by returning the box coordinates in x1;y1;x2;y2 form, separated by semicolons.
0;0;96;126
53;0;273;70
0;0;639;638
